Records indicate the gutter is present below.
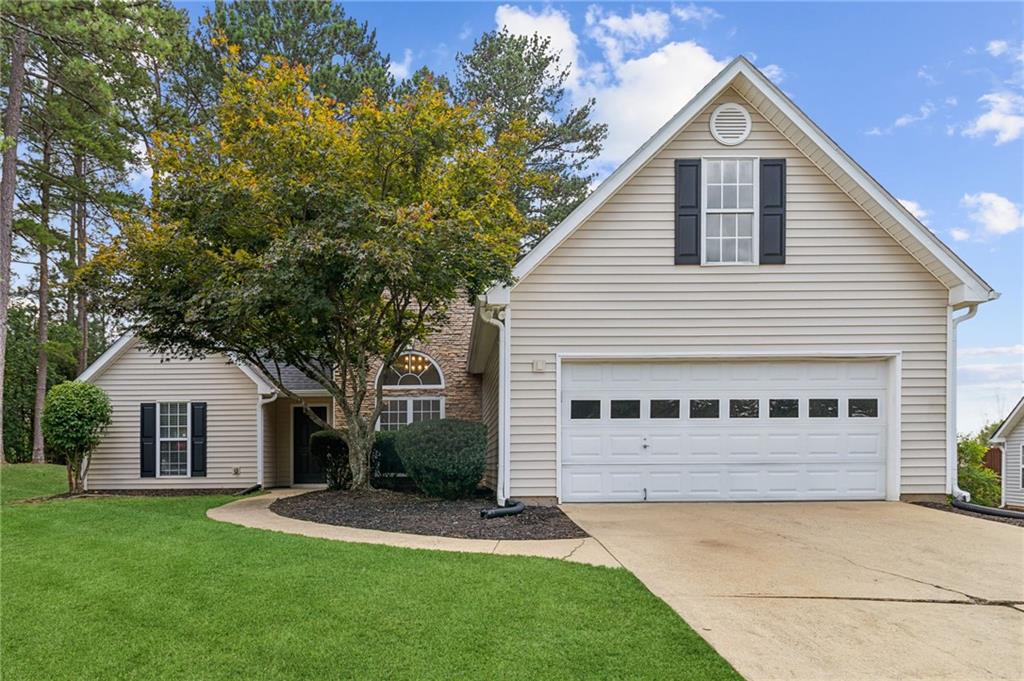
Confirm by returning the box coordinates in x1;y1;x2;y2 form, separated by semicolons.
479;303;510;505
256;389;280;488
947;304;978;502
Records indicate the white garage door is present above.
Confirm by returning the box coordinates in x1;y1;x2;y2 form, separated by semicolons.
560;360;889;502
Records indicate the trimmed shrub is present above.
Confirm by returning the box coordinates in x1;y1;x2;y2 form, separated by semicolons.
395;419;485;499
371;430;406;490
41;381;112;493
310;430;350;490
957;432;1001;507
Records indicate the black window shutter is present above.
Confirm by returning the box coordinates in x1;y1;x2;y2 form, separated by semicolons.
759;159;786;264
191;402;207;477
674;159;701;264
140;403;156;478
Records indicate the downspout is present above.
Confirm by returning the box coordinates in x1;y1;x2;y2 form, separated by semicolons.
480;304;510;505
947;304;978;502
256;390;279;488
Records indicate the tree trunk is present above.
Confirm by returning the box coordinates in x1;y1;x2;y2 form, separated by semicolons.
347;419;375;489
74;154;88;373
0;26;29;459
32;129;52;464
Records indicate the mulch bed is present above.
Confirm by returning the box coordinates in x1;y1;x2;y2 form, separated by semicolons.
270;488;588;540
913;501;1024;528
85;489;247;497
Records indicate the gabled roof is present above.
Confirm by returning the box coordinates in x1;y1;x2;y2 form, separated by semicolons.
487;56;996;308
990;396;1024;443
78;331;274;394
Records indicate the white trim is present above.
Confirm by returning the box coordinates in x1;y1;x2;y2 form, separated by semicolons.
501;307;512;504
553;349;903;503
990;395;1024;443
373;396;446;432
155;401;190;478
257;390;279;488
947;305;978;501
700;156;759;266
488;57;994;306
77;332;135;383
479;304;510;505
77;330;275;394
375;350;446;390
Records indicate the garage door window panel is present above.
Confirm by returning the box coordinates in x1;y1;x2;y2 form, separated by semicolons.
650;399;680;419
729;399;760;418
571;400;602;420
690;399;720;419
769;399;799;418
848;399;879;418
809;399;839;418
610;400;640;419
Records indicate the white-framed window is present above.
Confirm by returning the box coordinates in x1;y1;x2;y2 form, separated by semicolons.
380;351;444;388
703;157;758;265
158;402;189;477
377;397;445;432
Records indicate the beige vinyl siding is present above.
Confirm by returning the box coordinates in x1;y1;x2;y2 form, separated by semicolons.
262;401;277;487
1002;425;1024;508
481;345;500;490
507;88;949;498
86;341;259;489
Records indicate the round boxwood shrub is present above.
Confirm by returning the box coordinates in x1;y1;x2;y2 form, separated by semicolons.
394;419;486;499
41;381;112;493
309;429;350;490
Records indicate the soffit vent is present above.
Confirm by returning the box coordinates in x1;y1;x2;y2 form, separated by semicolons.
710;103;752;146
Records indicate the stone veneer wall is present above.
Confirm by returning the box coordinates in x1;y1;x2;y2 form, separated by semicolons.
333;297;482;425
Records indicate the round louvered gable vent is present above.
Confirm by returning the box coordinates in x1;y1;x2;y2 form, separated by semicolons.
710;103;751;146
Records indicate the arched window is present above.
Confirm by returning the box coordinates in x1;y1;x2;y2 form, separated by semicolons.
381;352;444;388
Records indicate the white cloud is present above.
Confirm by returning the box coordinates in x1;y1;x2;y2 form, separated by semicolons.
894;102;936;128
962;192;1024;236
898;199;929;223
865;126;883;136
762;64;785;85
388;48;413;80
986;39;1009;57
585;7;671;64
945;96;958;107
917;66;939;85
459;23;474;41
496;5;583;87
582;41;726;164
670;4;721;27
496;6;726;169
963;91;1024;144
950;228;971;242
959;345;1024;358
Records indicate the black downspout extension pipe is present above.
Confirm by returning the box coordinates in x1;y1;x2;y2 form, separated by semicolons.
235;484;262;496
481;499;526;519
951;498;1024;520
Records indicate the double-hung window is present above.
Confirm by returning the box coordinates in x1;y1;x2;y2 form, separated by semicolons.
158;402;189;477
378;398;445;431
703;157;757;265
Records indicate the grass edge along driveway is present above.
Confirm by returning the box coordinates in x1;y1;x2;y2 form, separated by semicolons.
0;465;740;681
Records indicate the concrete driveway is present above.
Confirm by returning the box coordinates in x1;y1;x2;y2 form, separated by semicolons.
563;502;1024;681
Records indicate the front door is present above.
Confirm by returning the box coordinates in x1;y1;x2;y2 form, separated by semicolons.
293;406;328;484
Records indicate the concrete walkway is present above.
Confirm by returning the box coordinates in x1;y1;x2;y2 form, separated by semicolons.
563;501;1024;681
207;489;619;568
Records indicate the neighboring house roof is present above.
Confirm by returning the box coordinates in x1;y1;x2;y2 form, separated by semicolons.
990;396;1024;443
79;331;274;394
487;56;996;308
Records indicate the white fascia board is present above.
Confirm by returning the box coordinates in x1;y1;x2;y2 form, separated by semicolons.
991;396;1024;443
489;57;996;306
77;331;137;383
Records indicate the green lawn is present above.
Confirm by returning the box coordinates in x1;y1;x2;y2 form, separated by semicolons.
0;465;740;680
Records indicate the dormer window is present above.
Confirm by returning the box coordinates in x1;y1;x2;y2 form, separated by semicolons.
703;157;758;265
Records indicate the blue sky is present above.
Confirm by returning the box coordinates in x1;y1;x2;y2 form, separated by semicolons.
181;3;1023;430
